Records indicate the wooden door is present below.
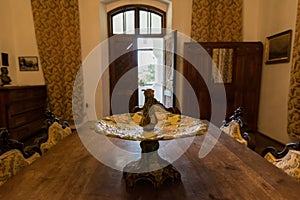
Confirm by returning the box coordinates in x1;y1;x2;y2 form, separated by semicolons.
109;35;138;114
182;43;211;121
200;43;237;125
182;42;263;130
163;30;177;107
234;43;263;131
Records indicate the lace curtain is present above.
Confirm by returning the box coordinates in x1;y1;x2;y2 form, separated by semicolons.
31;0;83;123
287;1;300;139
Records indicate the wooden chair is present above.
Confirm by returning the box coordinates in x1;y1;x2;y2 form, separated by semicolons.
0;110;72;186
261;141;300;182
220;120;248;146
0;128;40;186
34;111;72;154
220;107;255;150
39;122;72;154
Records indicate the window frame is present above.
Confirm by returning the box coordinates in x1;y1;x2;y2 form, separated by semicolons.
108;5;166;37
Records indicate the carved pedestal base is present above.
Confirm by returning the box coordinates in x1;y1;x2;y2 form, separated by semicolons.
123;140;181;189
123;164;181;189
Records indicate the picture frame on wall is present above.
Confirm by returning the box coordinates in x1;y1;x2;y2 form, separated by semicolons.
18;56;39;71
265;29;292;64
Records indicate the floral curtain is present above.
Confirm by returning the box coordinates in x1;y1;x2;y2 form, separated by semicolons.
212;48;233;83
31;0;83;123
191;0;243;42
287;1;300;139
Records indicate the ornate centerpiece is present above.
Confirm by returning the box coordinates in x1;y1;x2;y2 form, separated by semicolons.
139;89;158;131
94;89;207;190
123;89;181;189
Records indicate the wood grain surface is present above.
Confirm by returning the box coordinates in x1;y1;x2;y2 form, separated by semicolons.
0;122;299;200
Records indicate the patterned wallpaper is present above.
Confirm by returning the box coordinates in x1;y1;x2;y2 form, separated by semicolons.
191;0;243;42
31;0;83;123
287;1;300;139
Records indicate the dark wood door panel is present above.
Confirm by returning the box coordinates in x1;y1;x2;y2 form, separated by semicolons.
109;35;138;114
183;42;263;131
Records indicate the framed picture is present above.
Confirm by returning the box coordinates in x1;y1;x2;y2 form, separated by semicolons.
18;56;39;71
1;53;9;66
265;29;292;64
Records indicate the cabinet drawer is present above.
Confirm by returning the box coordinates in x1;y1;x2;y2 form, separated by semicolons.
0;85;47;140
8;99;45;116
31;88;47;98
7;89;28;101
8;109;45;128
10;126;31;141
10;118;45;141
7;86;46;102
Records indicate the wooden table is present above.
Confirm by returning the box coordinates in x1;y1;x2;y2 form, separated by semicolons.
0;122;299;200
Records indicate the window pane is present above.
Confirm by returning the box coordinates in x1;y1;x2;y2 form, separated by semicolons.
112;13;123;34
138;38;163;49
151;13;161;34
125;10;134;34
139;10;149;34
137;38;164;106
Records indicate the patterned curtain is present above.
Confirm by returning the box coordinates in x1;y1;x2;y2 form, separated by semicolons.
287;1;300;139
191;0;243;42
31;0;83;123
212;48;233;83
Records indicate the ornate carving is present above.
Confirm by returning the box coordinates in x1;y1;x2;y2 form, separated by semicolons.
222;107;247;130
139;89;159;130
123;140;181;190
123;163;181;189
222;107;255;150
262;141;300;159
0;128;40;158
34;110;70;150
133;89;180;115
123;89;182;189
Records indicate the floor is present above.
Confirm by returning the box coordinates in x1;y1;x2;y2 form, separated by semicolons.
252;132;285;155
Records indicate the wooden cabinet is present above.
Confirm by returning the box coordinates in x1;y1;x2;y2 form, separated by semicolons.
182;42;263;131
0;85;47;141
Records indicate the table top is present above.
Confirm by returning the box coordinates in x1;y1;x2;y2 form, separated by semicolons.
93;112;207;141
0;121;299;200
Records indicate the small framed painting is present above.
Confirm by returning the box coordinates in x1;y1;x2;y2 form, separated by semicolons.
265;30;292;64
18;56;39;71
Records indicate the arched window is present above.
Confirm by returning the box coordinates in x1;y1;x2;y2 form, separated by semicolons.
108;5;166;36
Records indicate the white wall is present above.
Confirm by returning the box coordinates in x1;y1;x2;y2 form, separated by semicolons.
244;0;298;144
0;0;17;83
0;0;45;86
243;0;260;41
